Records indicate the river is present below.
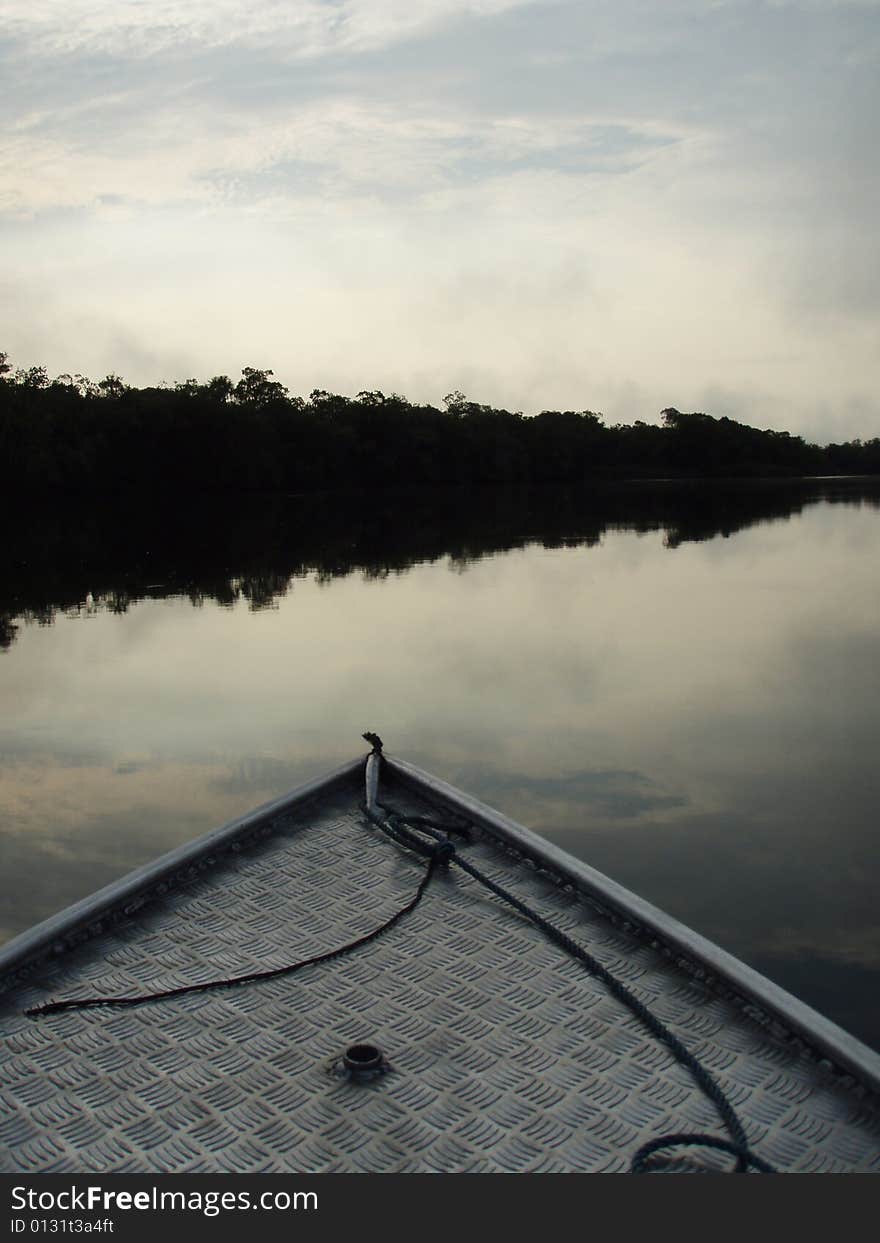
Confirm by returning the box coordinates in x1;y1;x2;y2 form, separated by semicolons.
2;478;878;1049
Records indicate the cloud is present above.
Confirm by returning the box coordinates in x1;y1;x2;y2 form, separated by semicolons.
0;0;877;436
1;67;684;215
4;1;537;60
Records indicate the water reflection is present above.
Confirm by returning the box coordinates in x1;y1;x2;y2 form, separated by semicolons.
1;478;879;1050
3;477;878;650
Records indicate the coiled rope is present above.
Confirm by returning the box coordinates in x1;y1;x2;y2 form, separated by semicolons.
362;735;775;1175
382;815;774;1172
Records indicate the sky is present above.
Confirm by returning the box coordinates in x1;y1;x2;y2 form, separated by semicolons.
1;0;878;440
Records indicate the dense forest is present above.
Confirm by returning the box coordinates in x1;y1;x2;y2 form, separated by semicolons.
1;352;878;492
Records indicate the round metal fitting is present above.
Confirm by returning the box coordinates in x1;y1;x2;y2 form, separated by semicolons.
343;1043;382;1073
330;1041;389;1082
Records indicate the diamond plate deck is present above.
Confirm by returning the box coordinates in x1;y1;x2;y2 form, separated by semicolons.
1;764;879;1173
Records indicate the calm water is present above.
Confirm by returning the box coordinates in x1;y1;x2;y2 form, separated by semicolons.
2;480;879;1049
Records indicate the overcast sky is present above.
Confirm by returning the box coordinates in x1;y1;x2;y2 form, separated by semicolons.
1;1;877;439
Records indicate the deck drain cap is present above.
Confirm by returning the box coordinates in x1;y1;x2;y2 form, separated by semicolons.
331;1042;390;1082
344;1043;382;1072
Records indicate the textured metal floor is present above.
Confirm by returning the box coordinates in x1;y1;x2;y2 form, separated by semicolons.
1;776;879;1173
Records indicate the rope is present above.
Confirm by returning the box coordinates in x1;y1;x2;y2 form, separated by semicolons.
25;851;442;1017
630;1134;776;1175
369;796;775;1175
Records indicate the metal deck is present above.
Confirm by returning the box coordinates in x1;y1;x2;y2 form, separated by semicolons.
1;759;879;1173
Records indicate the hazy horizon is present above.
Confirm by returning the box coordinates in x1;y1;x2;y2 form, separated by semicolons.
2;2;878;439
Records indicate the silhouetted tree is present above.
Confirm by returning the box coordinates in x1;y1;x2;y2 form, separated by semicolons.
98;373;127;399
0;350;875;494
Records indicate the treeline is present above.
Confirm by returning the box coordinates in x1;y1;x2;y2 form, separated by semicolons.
1;353;878;492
